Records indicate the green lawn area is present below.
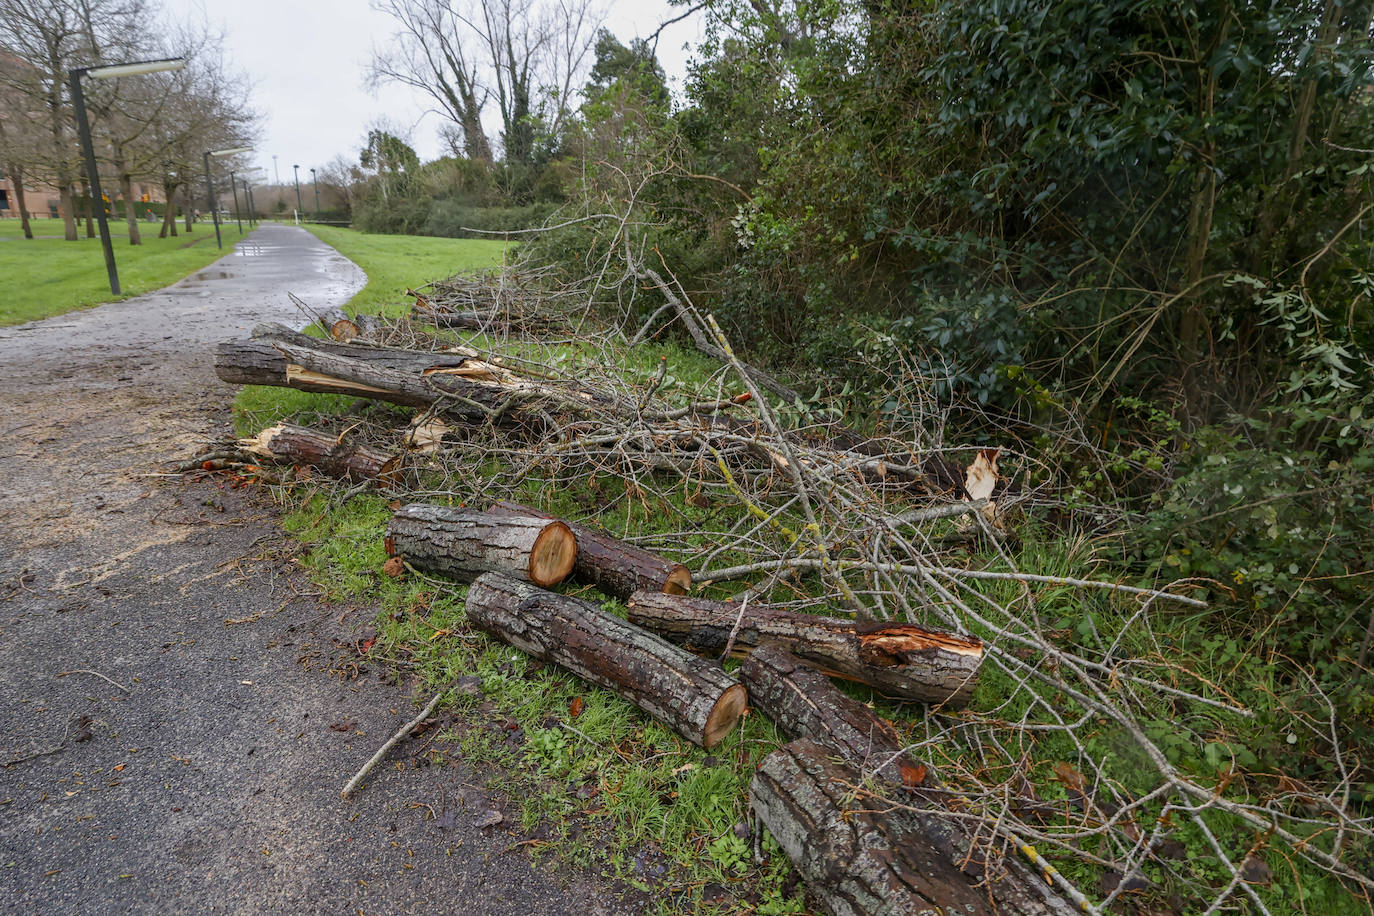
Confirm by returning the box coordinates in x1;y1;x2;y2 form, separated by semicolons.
301;225;511;315
0;217;229;326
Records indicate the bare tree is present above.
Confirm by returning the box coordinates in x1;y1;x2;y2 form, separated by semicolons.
0;0;95;240
368;0;602;166
368;0;493;162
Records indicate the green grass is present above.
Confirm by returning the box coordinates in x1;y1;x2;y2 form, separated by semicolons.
0;217;228;325
300;224;510;316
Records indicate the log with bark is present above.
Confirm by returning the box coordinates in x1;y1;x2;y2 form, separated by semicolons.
742;647;1078;915
387;505;577;587
485;500;690;599
626;591;981;707
411;307;555;335
465;573;747;748
215;322;543;422
239;423;406;487
751;737;996;916
216;322;610;426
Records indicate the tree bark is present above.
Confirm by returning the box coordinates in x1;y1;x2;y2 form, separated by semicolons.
741;645;925;784
240;423;406;487
5;162;33;238
750;738;996;916
626;591;982;707
116;161;141;246
388;505;576;587
486;500;691;599
465;573;748;748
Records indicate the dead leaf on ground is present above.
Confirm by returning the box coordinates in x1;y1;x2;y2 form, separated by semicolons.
568;696;584;719
329;720;356;733
899;763;928;788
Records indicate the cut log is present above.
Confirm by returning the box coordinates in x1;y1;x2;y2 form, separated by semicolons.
740;645;925;785
744;648;1082;916
316;308;385;342
387;505;576;587
486;500;690;599
750;737;995;916
626;591;981;707
240;423;406;487
465;573;747;748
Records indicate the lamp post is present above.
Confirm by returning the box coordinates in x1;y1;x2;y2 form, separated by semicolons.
203;146;252;249
311;167;320;219
69;56;186;295
228;169;243;234
239;169;266;228
292;164;303;219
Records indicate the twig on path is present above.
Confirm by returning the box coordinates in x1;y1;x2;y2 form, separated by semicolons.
341;685;452;800
57;669;130;693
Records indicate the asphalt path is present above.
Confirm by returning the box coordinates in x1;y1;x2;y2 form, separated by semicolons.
0;225;632;915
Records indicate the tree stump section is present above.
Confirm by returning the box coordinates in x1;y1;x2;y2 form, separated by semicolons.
751;738;995;916
486;500;690;599
626;591;982;707
465;574;747;748
387;505;576;587
240;423;405;487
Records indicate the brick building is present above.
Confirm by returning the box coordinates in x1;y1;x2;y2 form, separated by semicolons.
0;165;59;219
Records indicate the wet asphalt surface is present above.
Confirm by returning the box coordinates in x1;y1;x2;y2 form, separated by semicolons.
0;225;634;914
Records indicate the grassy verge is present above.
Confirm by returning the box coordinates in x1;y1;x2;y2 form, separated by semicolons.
0;217;227;326
300;224;510;315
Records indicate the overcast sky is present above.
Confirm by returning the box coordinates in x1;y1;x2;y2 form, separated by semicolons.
163;0;704;184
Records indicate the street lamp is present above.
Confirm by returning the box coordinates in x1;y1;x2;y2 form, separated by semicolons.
310;167;320;219
70;56;186;295
292;164;303;218
239;169;266;228
228;168;244;235
203;146;252;249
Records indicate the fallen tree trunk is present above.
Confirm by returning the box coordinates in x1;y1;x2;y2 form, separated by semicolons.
239;423;406;487
626;591;981;707
744;647;1082;916
411;308;554;334
465;573;747;748
215;323;541;422
486;500;690;599
751;738;995;916
387;505;576;587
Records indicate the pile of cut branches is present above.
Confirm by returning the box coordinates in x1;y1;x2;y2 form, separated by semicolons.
206;280;1374;915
